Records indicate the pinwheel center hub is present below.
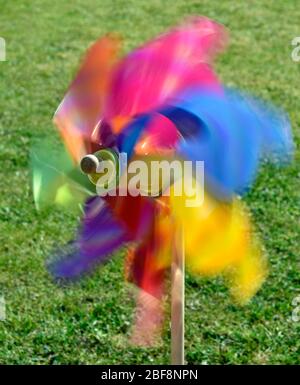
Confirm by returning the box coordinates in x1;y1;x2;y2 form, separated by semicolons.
80;148;119;188
80;154;100;174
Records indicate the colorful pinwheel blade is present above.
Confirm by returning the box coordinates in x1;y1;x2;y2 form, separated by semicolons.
169;177;267;304
170;87;294;198
54;34;121;162
125;197;172;298
50;194;157;280
105;16;226;131
125;197;172;346
117;87;293;200
31;140;95;211
49;196;130;279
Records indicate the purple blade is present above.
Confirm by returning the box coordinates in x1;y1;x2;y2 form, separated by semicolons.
48;196;130;279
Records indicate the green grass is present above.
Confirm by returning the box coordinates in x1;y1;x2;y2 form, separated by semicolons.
0;0;300;364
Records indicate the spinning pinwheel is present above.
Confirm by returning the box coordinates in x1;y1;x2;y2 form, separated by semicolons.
31;17;293;364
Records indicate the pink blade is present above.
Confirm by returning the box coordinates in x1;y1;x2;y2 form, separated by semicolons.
105;16;227;127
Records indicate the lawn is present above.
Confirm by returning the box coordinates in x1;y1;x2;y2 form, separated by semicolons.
0;0;299;364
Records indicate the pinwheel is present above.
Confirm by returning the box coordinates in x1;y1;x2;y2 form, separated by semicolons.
31;17;293;364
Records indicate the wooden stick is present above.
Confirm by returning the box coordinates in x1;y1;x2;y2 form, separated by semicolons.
171;225;185;365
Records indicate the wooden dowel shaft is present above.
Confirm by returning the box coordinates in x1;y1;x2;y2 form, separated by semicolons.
171;225;185;365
